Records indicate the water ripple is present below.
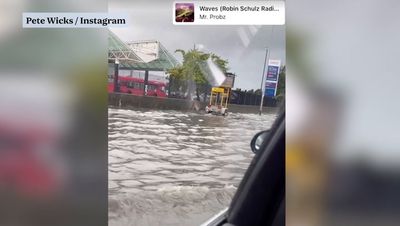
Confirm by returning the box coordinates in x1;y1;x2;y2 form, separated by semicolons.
109;108;276;225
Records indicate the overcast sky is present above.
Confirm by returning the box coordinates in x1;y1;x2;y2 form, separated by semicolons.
110;0;285;90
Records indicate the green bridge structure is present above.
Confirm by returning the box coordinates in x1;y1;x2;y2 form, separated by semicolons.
108;30;180;94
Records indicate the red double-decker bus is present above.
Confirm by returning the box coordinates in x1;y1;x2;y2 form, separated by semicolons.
108;76;167;97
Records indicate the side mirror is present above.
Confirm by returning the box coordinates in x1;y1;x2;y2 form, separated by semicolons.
250;130;270;154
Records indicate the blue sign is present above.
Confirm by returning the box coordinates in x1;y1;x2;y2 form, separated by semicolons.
266;65;279;81
265;81;277;89
263;60;281;97
265;88;276;97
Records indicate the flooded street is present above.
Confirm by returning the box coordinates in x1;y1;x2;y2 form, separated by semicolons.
108;108;276;226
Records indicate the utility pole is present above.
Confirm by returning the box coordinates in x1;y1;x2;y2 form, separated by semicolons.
187;43;196;100
259;48;269;115
143;70;149;96
114;59;120;93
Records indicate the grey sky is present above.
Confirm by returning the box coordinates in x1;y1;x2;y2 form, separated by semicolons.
110;0;285;90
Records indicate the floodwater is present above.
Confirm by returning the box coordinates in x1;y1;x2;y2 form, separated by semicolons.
108;108;276;226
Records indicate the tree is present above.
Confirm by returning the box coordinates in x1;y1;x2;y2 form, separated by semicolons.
276;65;286;102
254;89;262;95
167;49;229;101
166;66;186;97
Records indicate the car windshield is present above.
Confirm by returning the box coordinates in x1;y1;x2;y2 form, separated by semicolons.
107;1;285;225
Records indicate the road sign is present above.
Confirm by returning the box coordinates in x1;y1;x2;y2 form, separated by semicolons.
264;59;281;97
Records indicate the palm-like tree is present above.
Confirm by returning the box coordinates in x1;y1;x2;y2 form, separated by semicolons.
168;49;228;100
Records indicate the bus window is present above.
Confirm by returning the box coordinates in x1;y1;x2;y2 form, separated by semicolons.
127;82;134;88
134;82;141;89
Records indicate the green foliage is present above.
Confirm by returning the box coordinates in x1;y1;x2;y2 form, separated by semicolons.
276;65;286;101
167;48;229;100
166;66;186;92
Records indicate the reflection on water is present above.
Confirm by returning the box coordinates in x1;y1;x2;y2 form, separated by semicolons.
108;108;276;226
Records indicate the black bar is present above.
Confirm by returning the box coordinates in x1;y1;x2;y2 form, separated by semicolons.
114;61;119;93
143;70;149;96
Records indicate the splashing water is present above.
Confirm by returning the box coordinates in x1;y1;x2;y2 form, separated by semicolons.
198;58;226;87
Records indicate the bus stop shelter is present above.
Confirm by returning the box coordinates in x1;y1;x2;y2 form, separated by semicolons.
108;30;179;95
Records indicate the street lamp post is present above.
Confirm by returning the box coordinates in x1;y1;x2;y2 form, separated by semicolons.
114;59;120;93
259;48;269;115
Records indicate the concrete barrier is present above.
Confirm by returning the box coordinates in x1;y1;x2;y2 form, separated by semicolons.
228;104;279;114
108;93;278;114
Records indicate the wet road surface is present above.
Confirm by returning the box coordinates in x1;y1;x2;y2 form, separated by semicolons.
108;108;276;226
